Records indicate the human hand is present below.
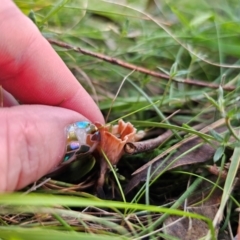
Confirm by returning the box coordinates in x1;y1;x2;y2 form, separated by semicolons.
0;1;104;192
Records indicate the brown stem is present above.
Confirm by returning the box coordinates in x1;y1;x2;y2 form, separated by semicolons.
124;129;172;154
48;39;235;91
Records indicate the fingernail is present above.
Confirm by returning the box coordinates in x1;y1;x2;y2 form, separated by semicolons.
64;121;98;162
45;121;100;178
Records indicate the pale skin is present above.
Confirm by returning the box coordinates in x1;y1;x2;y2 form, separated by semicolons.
0;0;104;191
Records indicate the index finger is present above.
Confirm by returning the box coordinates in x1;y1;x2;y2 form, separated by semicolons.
0;1;104;124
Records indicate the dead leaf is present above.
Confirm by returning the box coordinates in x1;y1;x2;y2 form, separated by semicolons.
125;138;216;194
163;179;221;239
164;205;219;240
125;125;228;194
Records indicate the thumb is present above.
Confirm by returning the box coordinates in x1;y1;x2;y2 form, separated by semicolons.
0;105;90;192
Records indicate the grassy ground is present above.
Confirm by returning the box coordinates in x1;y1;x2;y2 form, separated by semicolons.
3;0;240;239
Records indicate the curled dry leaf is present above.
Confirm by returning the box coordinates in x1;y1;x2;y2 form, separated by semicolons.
94;119;144;196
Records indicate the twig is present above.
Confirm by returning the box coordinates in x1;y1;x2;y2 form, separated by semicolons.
124;129;172;154
48;39;235;91
23;178;51;194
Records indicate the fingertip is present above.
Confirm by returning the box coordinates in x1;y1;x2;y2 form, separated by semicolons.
0;105;90;191
59;88;105;124
0;1;104;125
